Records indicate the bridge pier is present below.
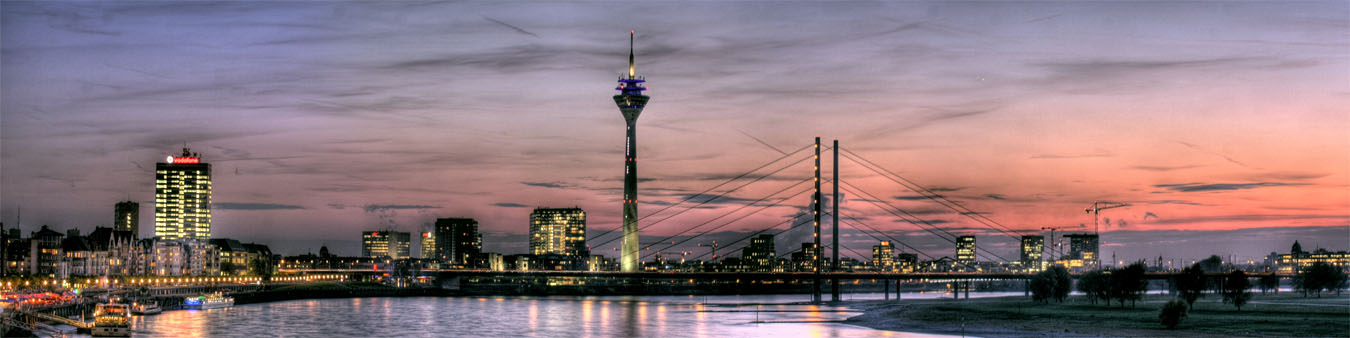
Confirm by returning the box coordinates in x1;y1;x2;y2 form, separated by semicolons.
895;279;901;302
964;281;970;299
884;279;890;300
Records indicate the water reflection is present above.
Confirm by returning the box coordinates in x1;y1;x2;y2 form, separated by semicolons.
130;294;975;337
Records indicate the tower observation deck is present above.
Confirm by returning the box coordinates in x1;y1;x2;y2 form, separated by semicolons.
615;30;649;272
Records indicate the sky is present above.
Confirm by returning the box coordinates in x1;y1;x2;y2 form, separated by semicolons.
2;1;1347;264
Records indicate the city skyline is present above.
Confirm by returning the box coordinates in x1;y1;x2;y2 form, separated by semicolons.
2;2;1347;262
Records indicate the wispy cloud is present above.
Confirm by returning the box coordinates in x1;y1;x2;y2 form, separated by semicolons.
363;204;440;212
493;202;530;208
215;202;304;210
1154;182;1299;192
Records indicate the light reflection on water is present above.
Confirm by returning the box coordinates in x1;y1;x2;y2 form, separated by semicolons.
125;293;987;337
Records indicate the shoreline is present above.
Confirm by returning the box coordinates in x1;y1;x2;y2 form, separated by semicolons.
840;294;1350;338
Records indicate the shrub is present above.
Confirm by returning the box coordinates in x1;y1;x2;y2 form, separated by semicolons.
1159;299;1188;329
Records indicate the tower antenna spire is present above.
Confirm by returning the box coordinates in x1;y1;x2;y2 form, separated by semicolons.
628;30;635;79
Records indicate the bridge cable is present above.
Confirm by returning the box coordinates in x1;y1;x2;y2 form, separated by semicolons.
641;180;816;259
587;143;813;243
839;148;1026;241
839;182;1012;263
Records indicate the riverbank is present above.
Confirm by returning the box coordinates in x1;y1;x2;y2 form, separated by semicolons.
844;293;1350;337
229;282;450;306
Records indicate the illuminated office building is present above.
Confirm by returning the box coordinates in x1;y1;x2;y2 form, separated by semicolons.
872;240;895;271
1020;235;1045;272
434;218;482;265
529;208;587;258
1065;233;1100;268
420;231;435;259
362;231;410;260
115;201;139;237
154;147;212;240
741;234;775;272
956;235;977;265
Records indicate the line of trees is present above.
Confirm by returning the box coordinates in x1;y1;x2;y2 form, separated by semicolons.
1029;265;1070;303
1077;262;1149;307
1292;262;1349;297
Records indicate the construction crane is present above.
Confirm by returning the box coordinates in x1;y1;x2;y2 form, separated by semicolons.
1086;201;1129;235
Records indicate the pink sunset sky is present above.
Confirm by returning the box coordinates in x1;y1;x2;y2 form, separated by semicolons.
2;2;1346;263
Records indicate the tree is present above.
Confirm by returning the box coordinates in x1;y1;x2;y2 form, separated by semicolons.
1159;299;1188;329
1078;270;1110;305
1030;270;1056;304
1050;265;1072;303
1197;255;1224;273
1110;263;1148;308
1295;262;1348;297
1258;274;1280;294
1222;270;1252;311
1176;265;1206;309
249;257;273;282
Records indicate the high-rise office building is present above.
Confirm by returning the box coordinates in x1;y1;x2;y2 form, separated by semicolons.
529;208;587;258
361;231;410;259
614;31;650;272
115;201;139;237
154;148;212;240
1065;233;1099;267
741;234;775;272
434;218;482;265
872;240;896;271
1021;235;1045;272
420;231;435;259
956;235;977;265
897;252;918;272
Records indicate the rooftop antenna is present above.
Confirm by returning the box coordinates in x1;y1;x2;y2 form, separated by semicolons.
628;30;635;79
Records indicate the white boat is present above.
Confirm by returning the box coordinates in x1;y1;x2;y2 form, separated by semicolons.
91;303;131;337
184;293;234;310
131;302;162;315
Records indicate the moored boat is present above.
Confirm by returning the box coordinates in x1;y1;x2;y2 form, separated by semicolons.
184;292;234;310
91;303;131;337
131;302;162;315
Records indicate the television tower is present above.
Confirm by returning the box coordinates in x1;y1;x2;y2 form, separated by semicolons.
615;30;649;272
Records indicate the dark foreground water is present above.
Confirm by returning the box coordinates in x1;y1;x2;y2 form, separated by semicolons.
122;293;992;337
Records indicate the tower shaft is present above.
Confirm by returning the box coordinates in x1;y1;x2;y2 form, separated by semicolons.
615;31;648;272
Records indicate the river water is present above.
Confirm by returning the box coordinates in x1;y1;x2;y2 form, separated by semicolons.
124;292;1008;337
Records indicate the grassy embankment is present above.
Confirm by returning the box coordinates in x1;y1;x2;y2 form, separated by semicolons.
851;293;1349;337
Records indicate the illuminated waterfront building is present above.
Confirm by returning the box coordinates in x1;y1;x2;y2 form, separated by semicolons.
115;201;139;237
362;231;411;260
1020;235;1045;272
741;234;775;272
154;147;212;240
434;218;482;266
956;236;977;265
872;240;895;271
614;31;650;272
30;226;64;276
529;208;587;258
420;231;435;259
1064;233;1100;268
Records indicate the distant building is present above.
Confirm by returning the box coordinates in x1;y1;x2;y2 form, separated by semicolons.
30;226;64;276
789;243;819;272
1020;235;1045;272
956;236;976;265
115;201;139;237
434;218;482;266
1277;244;1349;274
154;147;212;240
897;252;918;273
419;231;435;259
362;231;411;260
741;234;775;272
1064;234;1099;269
529;208;587;258
872;240;895;271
